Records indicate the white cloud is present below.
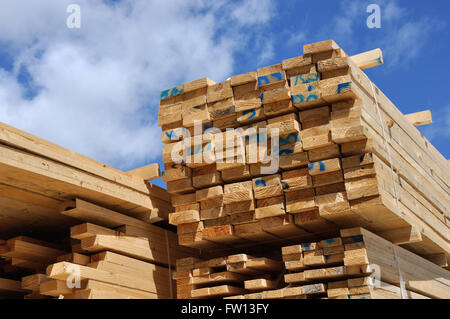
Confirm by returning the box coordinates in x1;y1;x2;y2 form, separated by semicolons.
381;19;433;67
256;38;275;66
321;0;440;69
0;0;274;169
288;32;306;47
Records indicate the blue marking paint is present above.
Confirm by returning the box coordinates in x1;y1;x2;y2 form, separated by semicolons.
255;179;266;187
279;149;294;155
160;86;184;99
243;109;256;119
350;235;364;243
302;243;311;251
325;239;335;244
193;105;201;110
306;94;318;102
337;82;351;94
271;72;282;81
280;133;300;146
308;161;326;172
260;93;264;101
257;76;269;86
294;73;319;85
292;94;304;105
307;85;314;92
165;131;177;139
160;90;169;99
308;73;319;82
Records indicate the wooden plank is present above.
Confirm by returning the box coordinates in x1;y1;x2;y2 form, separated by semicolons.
70;223;117;240
39;279;73;297
245;279;279;291
56;253;91;266
22;274;51;292
127;164;160;181
303;40;340;55
46;261;171;298
0;278;29;294
62;198;162;228
80;234;186;267
1;238;67;264
404;110;432;127
350;48;383;70
0;122;168;201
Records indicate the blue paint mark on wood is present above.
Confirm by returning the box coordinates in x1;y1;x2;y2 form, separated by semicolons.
160;85;184;100
302;243;311;251
325;239;335;244
308;161;325;172
306;94;318;102
193;105;201;110
292;93;318;105
337;82;351;94
255;179;267;187
279;149;294;155
243;109;256;119
165;131;177;139
293;73;319;86
257;72;284;86
280;133;300;146
350;235;364;243
292;94;305;105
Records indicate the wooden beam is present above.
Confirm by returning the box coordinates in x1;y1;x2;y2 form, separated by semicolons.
375;226;423;245
423;253;448;268
404;110;432;127
46;261;170;297
350;48;383;70
0;278;30;294
61;198;163;227
127;163;160;181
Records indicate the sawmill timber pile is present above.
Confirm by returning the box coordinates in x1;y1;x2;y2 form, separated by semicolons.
0;122;199;298
158;40;450;299
173;228;448;299
0;39;448;299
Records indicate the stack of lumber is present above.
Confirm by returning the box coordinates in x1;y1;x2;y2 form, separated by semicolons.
224;227;448;299
0;236;66;299
0;121;171;241
158;40;449;268
0;122;201;298
173;253;284;299
0;194;197;299
38;199;199;299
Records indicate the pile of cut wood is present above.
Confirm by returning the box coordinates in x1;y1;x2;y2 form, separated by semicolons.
158;40;450;299
174;228;449;299
0;123;198;299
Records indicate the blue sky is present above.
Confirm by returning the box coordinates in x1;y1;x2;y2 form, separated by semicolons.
0;0;449;189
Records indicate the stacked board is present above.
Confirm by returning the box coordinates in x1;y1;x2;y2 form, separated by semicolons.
173;253;284;299
0;237;65;299
222;228;448;299
1;198;198;299
158;40;450;267
0;121;172;241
